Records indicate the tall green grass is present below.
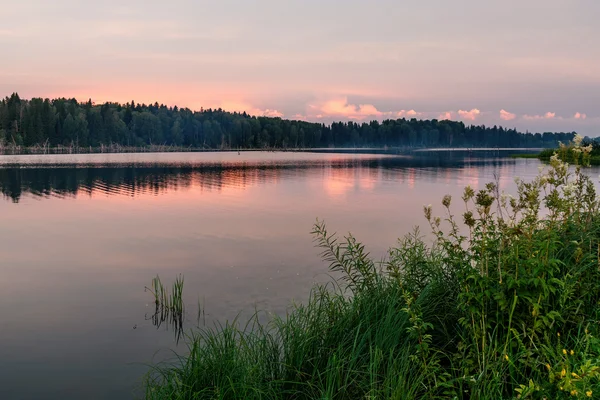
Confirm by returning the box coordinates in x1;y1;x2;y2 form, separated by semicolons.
145;139;600;399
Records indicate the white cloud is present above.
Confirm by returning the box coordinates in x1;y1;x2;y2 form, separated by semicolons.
457;108;481;121
218;101;283;118
303;97;427;121
499;109;516;121
523;112;556;120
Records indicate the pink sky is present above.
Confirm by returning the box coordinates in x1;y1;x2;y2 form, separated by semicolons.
1;0;598;134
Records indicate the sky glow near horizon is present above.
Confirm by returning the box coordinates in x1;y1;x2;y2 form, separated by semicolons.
0;0;598;134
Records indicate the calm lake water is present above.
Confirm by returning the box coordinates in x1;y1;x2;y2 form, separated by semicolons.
0;150;583;399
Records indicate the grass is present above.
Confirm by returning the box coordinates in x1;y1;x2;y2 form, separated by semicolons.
144;139;600;399
145;275;185;343
514;139;600;166
536;140;600;165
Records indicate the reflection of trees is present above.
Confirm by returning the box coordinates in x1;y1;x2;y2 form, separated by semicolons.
0;152;518;203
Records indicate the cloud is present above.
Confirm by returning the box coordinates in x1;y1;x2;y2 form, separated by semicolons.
574;112;587;120
261;109;284;118
218;101;283;118
523;112;556;120
438;111;453;120
457;108;481;121
395;109;420;118
304;97;427;121
499;109;516;121
312;97;383;120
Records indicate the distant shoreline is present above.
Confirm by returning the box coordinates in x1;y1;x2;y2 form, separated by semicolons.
0;145;550;157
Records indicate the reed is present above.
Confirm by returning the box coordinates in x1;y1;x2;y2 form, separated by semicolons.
145;275;185;342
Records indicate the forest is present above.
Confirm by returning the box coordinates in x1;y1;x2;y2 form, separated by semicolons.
0;93;577;150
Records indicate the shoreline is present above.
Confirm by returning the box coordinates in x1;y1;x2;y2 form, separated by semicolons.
0;145;549;157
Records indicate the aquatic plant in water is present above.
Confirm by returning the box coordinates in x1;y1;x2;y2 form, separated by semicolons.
145;275;185;343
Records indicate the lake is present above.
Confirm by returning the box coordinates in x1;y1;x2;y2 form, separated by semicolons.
0;150;574;399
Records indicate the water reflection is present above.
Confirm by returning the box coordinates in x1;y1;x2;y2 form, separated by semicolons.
0;151;523;203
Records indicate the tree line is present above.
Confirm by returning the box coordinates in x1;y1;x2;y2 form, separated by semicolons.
0;93;577;150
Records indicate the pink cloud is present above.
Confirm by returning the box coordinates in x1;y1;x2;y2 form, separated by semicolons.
458;108;481;121
390;109;421;118
219;101;283;118
261;109;284;118
523;112;556;120
438;111;453;120
574;112;587;120
499;109;516;121
314;97;383;120
304;98;429;121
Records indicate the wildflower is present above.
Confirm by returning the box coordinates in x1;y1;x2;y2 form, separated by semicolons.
574;134;583;146
424;204;432;220
558;332;561;337
563;349;567;355
587;390;593;397
571;389;578;396
462;186;475;202
504;354;509;361
572;372;580;379
442;194;452;208
561;369;566;377
546;363;551;371
570;350;574;356
563;182;576;196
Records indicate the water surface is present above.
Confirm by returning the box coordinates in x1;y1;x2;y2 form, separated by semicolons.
0;150;564;399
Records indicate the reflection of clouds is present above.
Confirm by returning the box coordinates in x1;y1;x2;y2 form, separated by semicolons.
461;166;479;188
359;175;375;191
323;167;355;199
358;168;378;191
407;168;416;189
321;166;379;199
323;177;354;199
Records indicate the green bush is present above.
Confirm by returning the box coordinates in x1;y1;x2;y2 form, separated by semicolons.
145;138;600;399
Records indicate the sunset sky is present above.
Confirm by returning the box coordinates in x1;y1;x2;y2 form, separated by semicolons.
1;0;598;134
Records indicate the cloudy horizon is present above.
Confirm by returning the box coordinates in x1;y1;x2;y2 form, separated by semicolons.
1;0;598;135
